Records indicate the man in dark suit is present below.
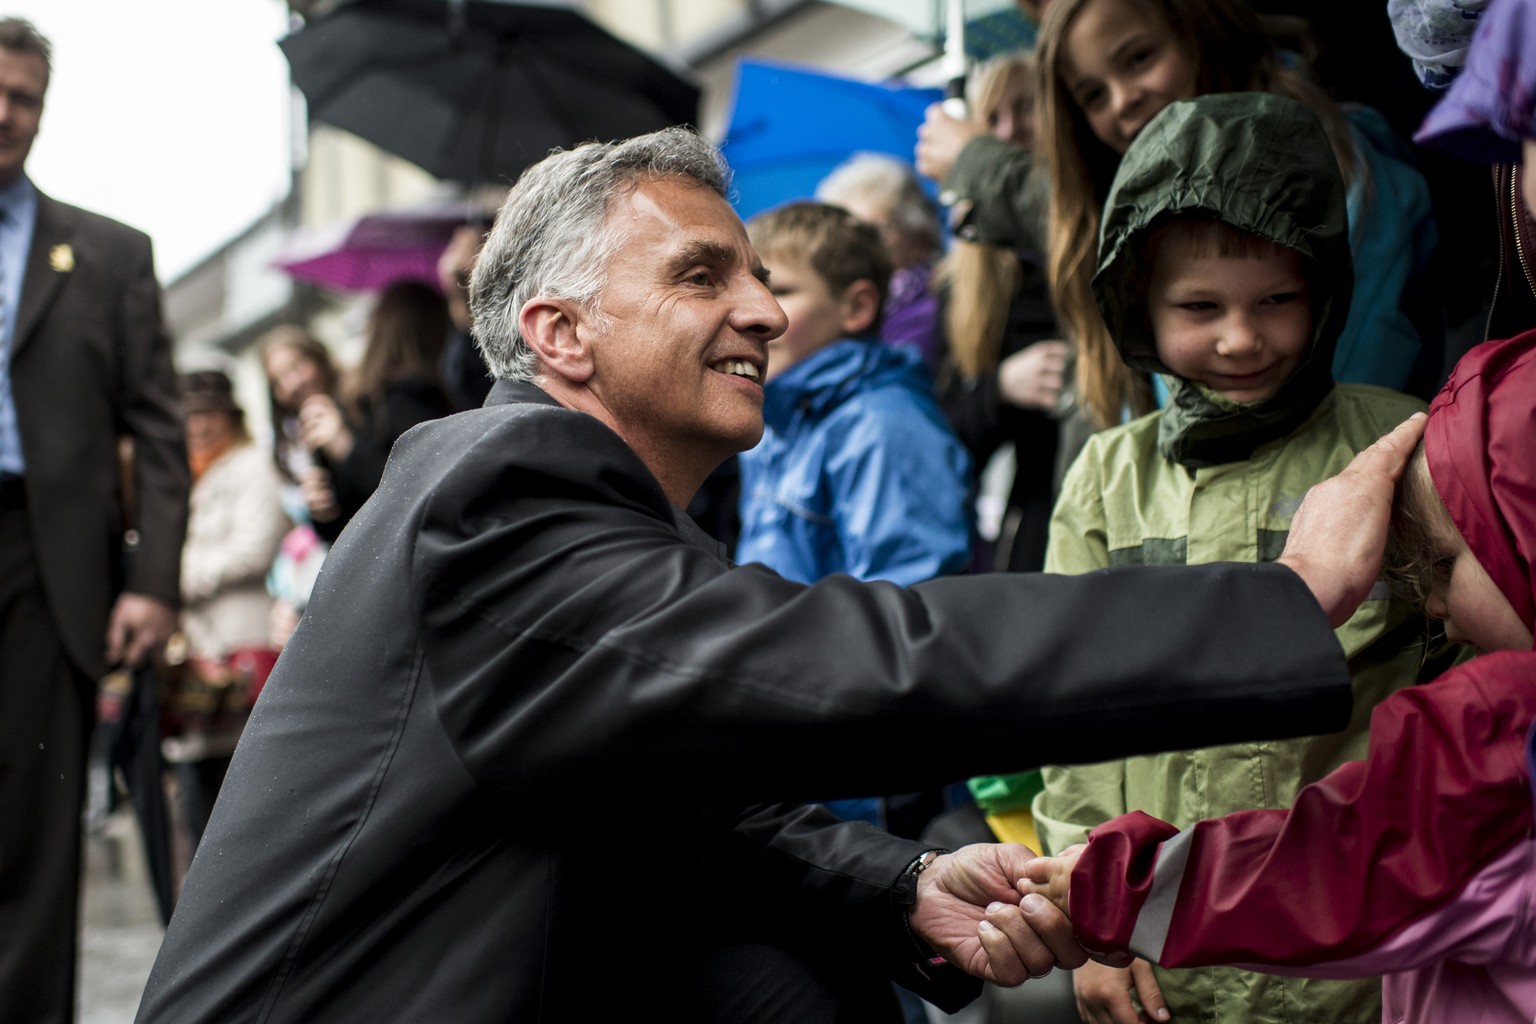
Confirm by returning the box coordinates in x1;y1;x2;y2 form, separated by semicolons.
0;18;186;1023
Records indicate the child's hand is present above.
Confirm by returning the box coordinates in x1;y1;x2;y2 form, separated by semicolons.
1074;958;1170;1024
1018;843;1083;917
916;102;983;182
999;340;1069;412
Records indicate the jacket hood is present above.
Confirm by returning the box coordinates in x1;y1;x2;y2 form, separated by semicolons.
1425;329;1536;638
1094;92;1353;467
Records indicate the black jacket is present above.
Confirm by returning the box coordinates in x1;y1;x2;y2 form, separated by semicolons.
138;381;1350;1022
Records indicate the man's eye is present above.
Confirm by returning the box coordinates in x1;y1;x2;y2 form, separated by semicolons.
1179;301;1216;313
685;270;715;286
1264;292;1303;306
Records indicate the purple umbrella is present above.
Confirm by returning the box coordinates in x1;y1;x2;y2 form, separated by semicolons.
273;204;488;293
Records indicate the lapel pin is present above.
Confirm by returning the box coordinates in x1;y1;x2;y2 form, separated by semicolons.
50;244;74;273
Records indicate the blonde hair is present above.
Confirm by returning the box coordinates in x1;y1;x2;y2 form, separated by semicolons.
1383;444;1455;606
1036;0;1358;428
940;53;1035;380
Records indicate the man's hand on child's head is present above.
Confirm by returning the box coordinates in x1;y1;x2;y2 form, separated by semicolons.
1277;413;1428;627
1019;844;1083;918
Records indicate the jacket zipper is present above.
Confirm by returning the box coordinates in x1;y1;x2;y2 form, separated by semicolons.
1513;163;1536;303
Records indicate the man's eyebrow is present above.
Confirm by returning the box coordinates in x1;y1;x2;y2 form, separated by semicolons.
668;240;738;274
667;239;770;286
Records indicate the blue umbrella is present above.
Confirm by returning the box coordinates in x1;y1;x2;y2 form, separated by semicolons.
718;59;942;221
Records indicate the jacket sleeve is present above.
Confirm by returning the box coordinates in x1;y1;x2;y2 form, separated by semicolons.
943;136;1041;249
116;232;189;605
1232;840;1535;980
1042;438;1112;576
1067;654;1536;968
416;410;1353;804
723;801;982;1011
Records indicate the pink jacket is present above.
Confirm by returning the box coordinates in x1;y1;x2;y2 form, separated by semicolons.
1311;839;1536;1023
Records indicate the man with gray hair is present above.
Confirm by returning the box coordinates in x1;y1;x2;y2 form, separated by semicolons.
139;127;1419;1022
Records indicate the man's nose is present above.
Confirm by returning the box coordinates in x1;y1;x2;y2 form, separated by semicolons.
733;276;788;339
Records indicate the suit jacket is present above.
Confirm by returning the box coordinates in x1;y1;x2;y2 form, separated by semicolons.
138;381;1351;1023
11;191;187;680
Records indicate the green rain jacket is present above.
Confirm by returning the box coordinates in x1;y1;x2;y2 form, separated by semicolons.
1031;95;1458;1023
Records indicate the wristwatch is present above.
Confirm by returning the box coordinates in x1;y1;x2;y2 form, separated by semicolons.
899;848;950;973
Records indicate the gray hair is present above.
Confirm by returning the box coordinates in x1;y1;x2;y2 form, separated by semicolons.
815;152;941;257
469;127;730;382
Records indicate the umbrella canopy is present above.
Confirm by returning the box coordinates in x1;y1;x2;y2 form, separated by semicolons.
280;0;702;184
719;60;942;221
273;204;487;293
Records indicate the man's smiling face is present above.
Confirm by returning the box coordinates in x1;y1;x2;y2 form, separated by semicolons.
577;175;787;488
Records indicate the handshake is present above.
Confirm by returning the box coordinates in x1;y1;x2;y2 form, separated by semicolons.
909;842;1122;988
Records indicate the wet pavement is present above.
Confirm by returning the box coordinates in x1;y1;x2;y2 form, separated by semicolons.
79;807;163;1024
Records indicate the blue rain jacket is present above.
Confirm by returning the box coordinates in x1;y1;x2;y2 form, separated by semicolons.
736;339;972;587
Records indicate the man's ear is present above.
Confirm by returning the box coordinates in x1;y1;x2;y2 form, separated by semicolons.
519;297;593;384
839;279;881;337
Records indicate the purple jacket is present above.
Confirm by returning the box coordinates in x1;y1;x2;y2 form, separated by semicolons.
1416;0;1536;161
881;263;942;372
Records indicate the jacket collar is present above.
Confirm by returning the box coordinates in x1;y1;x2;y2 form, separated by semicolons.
481;376;727;561
762;338;915;431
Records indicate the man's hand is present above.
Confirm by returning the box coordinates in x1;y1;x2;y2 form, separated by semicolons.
1277;413;1427;626
104;593;176;669
916;103;983;182
910;843;1089;986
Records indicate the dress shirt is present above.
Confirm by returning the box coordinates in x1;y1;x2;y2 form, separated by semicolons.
0;175;38;475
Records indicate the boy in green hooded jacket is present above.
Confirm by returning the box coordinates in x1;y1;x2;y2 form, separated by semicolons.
988;93;1459;1023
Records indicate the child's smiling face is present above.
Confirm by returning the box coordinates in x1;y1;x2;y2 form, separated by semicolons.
1059;0;1197;154
1148;233;1312;405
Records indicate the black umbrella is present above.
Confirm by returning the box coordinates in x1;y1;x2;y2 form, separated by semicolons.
102;665;176;925
279;0;702;184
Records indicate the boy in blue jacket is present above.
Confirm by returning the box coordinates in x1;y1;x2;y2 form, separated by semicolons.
737;201;972;586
